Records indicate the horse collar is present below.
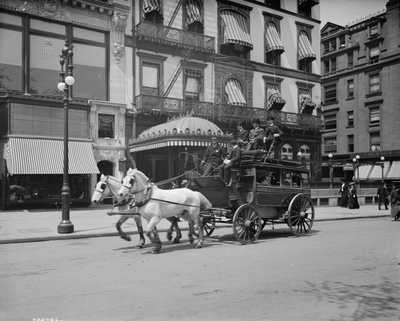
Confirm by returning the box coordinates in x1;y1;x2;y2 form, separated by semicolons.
132;183;153;207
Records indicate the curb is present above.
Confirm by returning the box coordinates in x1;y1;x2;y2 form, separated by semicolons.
0;215;392;245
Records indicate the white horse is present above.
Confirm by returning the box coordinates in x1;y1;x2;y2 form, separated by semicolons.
91;174;182;247
118;168;212;253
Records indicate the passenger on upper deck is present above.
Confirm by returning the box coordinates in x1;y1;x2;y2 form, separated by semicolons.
219;139;242;186
237;122;249;149
201;136;226;176
248;118;265;150
263;116;283;155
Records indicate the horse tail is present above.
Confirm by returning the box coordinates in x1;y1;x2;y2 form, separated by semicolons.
194;191;212;210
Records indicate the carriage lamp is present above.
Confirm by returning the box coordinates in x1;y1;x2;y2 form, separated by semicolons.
352;155;360;189
328;153;333;190
57;41;75;234
380;156;385;182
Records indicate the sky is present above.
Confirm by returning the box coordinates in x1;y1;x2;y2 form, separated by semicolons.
319;0;388;28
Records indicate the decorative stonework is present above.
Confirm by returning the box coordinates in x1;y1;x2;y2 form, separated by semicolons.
111;6;129;64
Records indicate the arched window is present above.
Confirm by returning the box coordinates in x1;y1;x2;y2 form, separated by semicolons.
225;78;246;106
281;143;293;160
299;144;311;160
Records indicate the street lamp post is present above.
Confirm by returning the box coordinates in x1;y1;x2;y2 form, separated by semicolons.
57;41;75;234
380;156;385;182
352;154;360;189
328;153;333;190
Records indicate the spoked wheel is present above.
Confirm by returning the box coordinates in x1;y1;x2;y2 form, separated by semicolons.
287;193;315;236
202;215;215;237
232;204;262;244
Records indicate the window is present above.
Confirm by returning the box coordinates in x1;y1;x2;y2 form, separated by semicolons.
330;58;337;72
142;0;163;24
142;62;160;95
348;135;354;153
264;0;280;9
299;144;311;160
370;24;379;37
324;114;337;130
298;29;315;73
369;107;380;126
330;38;336;51
324;84;337;104
347;80;354;99
184;69;202;101
347;52;354;69
322;41;329;54
369;73;380;94
339;35;345;48
369;46;380;64
265;19;284;66
281;143;293;160
370;132;380;151
347;111;354;127
98;114;114;138
323;60;329;74
324;137;337;153
0;27;23;91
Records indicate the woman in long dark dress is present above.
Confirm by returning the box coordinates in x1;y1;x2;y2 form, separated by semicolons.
338;179;349;207
348;183;360;209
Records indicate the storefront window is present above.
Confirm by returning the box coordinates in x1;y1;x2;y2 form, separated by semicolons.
0;28;23;91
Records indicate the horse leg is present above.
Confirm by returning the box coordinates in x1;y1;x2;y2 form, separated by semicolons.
166;217;182;243
187;221;195;244
194;215;204;249
116;216;131;241
132;215;145;248
146;216;162;254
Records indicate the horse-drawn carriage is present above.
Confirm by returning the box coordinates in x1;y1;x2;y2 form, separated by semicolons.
188;151;315;244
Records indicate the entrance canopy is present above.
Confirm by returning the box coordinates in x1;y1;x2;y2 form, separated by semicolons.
5;137;99;175
130;116;231;153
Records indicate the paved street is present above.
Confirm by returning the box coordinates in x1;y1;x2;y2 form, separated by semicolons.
0;217;399;321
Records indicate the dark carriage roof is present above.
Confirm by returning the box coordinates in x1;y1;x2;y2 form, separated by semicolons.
241;150;310;173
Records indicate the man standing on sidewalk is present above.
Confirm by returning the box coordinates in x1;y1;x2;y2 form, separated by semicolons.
377;183;389;210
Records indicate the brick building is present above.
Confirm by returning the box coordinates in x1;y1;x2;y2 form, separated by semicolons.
320;0;400;186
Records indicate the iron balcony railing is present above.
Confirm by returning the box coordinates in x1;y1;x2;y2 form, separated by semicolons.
136;95;322;132
135;21;215;53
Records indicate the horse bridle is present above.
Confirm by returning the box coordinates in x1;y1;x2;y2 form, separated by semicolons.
95;176;109;194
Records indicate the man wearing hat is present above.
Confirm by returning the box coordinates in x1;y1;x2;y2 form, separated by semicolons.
248;118;264;150
201;136;226;176
219;139;242;186
263;116;283;156
237;122;249;149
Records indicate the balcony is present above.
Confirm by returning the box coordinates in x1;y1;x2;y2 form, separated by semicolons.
135;95;322;133
135;21;215;56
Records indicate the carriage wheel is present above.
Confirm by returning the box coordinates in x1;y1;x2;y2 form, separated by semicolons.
202;216;215;237
232;204;262;244
287;193;314;236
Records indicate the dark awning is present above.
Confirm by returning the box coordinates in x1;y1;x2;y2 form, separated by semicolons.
298;0;320;7
143;0;162;15
225;79;247;106
299;90;316;114
5;137;99;175
266;22;284;54
298;31;316;62
220;10;253;49
267;84;286;111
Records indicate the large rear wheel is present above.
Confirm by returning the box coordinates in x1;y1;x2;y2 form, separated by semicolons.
232;204;262;244
287;193;314;236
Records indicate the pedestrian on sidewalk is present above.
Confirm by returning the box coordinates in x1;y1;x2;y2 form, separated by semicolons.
348;182;360;209
377;183;389;210
338;178;349;207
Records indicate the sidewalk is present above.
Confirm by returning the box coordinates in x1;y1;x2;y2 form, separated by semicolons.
0;204;392;244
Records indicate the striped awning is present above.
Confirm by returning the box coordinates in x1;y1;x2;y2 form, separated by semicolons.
225;79;247;106
185;0;203;27
368;162;390;180
5;138;99;175
143;0;162;15
130;139;215;153
266;22;284;54
220;10;253;49
298;31;316;62
387;161;400;179
299;90;316;114
267;84;286;111
356;165;373;180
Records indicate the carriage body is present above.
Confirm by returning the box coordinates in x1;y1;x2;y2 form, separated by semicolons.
189;152;315;244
